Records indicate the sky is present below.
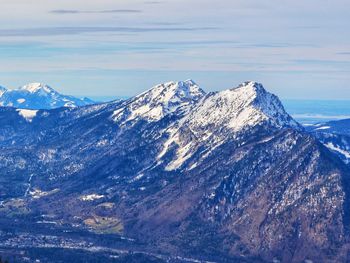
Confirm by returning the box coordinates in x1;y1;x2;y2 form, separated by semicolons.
0;0;349;99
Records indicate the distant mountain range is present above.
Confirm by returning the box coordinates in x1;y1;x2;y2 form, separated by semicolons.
0;80;350;262
0;83;95;109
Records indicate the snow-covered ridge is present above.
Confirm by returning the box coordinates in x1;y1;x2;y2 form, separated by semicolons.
153;81;301;171
183;81;300;133
19;83;56;94
238;81;300;129
111;80;300;171
111;80;300;133
0;83;94;109
112;79;205;123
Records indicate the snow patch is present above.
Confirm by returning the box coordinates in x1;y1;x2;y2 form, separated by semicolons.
315;126;331;130
30;188;60;199
133;173;145;181
17;109;38;122
79;194;105;201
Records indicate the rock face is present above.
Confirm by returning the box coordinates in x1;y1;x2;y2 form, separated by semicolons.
0;83;94;109
0;80;349;262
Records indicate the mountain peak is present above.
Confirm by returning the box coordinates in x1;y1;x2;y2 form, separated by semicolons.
183;81;300;135
232;81;300;129
237;80;263;88
183;79;197;86
112;80;206;123
0;83;94;109
146;79;205;102
233;81;267;95
19;83;56;94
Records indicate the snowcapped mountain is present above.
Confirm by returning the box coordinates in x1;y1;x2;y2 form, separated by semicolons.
182;81;300;132
0;83;94;109
112;79;205;123
0;80;349;262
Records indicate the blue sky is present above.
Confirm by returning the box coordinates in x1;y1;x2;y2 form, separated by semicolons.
0;0;349;99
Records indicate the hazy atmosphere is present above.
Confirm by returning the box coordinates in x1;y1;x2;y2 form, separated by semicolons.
0;0;349;99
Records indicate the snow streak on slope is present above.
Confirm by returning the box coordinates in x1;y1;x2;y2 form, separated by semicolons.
325;142;350;163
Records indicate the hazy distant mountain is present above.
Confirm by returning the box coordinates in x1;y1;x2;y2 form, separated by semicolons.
0;80;349;262
0;83;94;109
0;85;6;96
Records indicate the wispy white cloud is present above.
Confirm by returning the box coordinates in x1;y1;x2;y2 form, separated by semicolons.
0;0;349;99
50;9;142;14
0;26;215;37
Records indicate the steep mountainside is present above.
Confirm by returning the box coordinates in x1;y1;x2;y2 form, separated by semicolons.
307;119;350;165
0;80;349;262
0;83;94;109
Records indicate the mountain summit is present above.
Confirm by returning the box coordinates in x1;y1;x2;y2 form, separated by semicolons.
18;83;60;96
112;79;205;123
183;81;301;133
0;83;94;109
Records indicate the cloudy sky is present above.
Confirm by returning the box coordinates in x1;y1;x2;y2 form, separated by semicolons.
0;0;349;99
